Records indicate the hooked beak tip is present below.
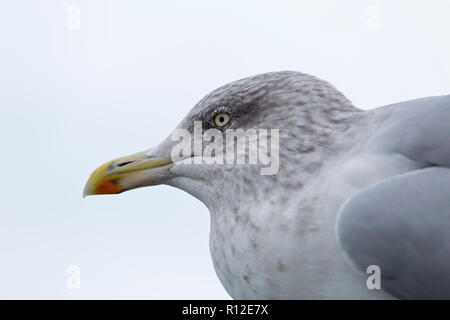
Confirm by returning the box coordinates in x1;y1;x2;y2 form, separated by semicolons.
83;151;173;197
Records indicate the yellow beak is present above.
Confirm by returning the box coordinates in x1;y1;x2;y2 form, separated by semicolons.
83;150;173;197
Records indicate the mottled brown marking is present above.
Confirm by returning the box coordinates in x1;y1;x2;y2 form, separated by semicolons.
250;223;261;232
278;259;288;273
266;278;276;287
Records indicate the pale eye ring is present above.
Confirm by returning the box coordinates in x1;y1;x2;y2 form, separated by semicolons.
213;112;232;127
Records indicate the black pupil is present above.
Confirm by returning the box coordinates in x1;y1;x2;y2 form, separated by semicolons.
219;116;225;123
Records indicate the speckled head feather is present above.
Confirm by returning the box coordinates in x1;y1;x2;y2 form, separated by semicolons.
180;71;359;132
166;71;364;205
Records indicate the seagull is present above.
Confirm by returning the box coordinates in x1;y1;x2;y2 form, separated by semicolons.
84;71;450;299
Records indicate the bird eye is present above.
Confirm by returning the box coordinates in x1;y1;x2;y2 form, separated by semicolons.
213;112;232;127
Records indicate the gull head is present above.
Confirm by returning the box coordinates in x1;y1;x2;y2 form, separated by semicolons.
83;71;361;211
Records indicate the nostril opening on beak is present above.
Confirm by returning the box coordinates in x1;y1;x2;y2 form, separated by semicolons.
116;161;134;167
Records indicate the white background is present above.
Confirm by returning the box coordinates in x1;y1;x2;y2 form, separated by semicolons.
0;0;449;299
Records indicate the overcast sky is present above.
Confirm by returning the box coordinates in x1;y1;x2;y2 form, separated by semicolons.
0;0;449;299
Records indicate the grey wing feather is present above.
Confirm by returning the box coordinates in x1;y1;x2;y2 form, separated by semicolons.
368;95;450;167
336;167;450;299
